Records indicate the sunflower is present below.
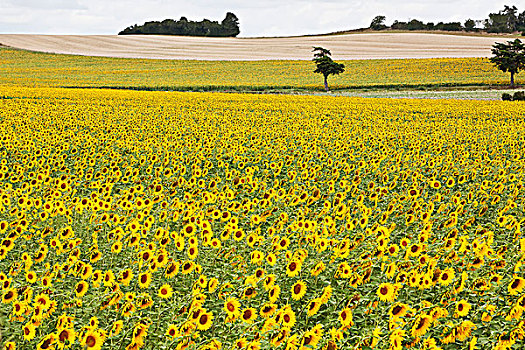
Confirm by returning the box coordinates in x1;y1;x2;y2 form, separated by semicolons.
138;271;152;289
131;323;150;347
406;244;422;258
389;303;409;319
57;328;76;346
455;299;472;317
456;320;476;341
320;285;333;304
286;260;301;277
310;261;325;277
439;267;455;286
376;282;397;302
4;342;15;350
25;270;37;284
271;330;289;347
119;268;134;286
208;278;219;293
262;275;275;291
306;298;322;317
411;314;432;338
241;308;257;324
110;320;124;336
508;277;525;296
37;333;57;350
187;246;198;260
260;303;277;318
12;300;25;316
165;262;179;279
75;281;89;298
166;324;179;338
338;308;353;328
224;297;241;318
2;288;17;303
22;322;36;341
196;311;213;331
92;270;103;288
279;307;296;329
234;338;248;349
266;253;277;266
158;284;173;299
243;286;257;299
181;261;194;274
300;330;321;350
291;280;307;301
182;223;196;236
268;285;280;303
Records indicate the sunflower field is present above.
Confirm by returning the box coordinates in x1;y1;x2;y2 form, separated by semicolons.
1;86;525;350
0;48;517;91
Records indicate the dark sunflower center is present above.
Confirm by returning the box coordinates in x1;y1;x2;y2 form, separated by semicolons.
59;330;69;342
416;318;426;330
86;335;96;347
392;305;402;315
199;314;208;325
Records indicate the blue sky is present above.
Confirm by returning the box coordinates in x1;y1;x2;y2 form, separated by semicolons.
0;0;516;37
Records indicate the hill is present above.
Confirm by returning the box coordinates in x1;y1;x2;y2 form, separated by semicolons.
0;33;505;60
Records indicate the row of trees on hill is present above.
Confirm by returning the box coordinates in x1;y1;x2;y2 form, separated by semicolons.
118;13;240;37
370;5;525;34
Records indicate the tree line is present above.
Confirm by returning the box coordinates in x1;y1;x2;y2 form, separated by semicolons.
118;13;240;37
370;5;525;34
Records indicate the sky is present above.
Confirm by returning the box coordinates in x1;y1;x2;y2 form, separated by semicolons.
0;0;517;37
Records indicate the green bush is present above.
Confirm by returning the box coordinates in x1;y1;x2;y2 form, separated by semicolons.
513;91;525;100
502;92;513;100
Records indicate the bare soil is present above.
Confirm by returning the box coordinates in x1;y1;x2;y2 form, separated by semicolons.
0;33;503;60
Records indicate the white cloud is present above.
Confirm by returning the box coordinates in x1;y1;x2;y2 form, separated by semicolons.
0;0;518;36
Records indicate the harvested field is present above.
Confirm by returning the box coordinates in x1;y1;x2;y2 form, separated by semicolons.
0;33;505;60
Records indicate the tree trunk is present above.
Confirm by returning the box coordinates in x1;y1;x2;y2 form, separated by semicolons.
511;71;515;88
324;75;329;92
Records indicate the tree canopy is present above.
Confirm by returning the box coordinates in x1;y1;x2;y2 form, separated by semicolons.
369;5;525;33
312;47;345;92
119;13;240;37
490;39;525;87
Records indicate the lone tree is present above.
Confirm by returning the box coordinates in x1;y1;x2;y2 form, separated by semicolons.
312;47;345;91
370;16;387;30
490;39;525;87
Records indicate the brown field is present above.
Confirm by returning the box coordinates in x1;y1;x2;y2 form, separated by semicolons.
0;33;505;60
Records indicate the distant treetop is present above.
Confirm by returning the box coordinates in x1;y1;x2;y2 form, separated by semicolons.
369;5;525;34
119;12;240;37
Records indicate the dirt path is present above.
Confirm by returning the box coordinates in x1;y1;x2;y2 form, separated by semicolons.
0;33;503;60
